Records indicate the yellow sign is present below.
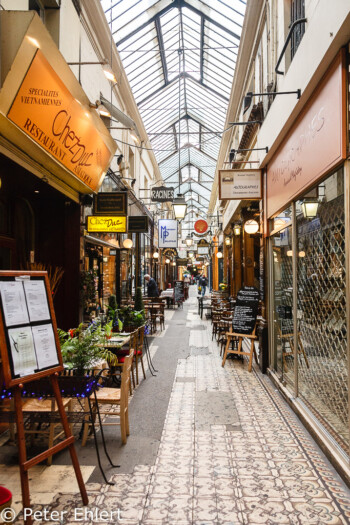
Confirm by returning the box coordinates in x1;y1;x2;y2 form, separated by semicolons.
87;216;127;233
7;50;112;192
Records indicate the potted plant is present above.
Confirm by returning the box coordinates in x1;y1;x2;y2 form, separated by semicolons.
119;305;145;332
107;294;123;332
59;321;117;374
134;287;145;312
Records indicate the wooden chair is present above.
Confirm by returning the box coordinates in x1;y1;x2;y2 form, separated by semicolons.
278;323;309;372
112;330;138;394
81;352;133;446
221;326;258;372
22;397;73;465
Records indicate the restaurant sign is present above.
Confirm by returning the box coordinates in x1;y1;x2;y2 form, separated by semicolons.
94;192;128;216
197;238;210;255
151;186;174;202
219;169;262;200
267;50;346;218
87;216;127;233
128;216;149;233
7;50;113;193
194;219;208;234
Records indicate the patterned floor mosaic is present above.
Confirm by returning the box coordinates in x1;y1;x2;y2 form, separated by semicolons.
17;292;350;524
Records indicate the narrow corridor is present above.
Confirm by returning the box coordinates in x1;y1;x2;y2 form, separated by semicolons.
12;286;350;524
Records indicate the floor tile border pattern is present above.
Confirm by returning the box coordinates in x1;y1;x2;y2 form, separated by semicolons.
251;364;350;519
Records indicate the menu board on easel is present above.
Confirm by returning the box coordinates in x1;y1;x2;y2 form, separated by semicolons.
0;271;62;388
232;286;259;335
174;281;184;304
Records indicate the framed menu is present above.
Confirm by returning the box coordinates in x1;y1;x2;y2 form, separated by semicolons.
0;271;62;388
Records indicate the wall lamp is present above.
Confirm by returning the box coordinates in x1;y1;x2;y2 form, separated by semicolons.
224;237;231;246
244;220;259;235
301;199;319;219
244;89;301;113
229;147;268;162
233;223;241;236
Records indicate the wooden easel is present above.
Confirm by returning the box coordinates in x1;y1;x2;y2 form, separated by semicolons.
0;271;88;525
221;286;260;373
221;325;258;372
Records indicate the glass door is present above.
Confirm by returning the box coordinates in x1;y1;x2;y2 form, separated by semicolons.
271;225;295;389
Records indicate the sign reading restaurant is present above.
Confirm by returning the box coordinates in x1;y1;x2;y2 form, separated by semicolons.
7;50;113;193
87;216;127;233
219;169;262;200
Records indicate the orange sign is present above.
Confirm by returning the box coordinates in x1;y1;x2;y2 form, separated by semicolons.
194;219;208;234
267;50;346;218
7;50;112;192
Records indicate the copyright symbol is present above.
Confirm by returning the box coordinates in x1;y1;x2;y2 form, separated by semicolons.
0;507;16;522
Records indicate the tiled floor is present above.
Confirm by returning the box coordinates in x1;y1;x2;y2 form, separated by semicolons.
10;290;350;523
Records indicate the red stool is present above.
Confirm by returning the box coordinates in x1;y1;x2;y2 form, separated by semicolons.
0;487;13;524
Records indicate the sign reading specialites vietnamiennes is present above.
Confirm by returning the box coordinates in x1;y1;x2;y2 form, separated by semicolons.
7;50;113;193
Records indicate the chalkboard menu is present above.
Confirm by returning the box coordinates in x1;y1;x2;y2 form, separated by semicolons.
232;286;259;335
174;280;184;304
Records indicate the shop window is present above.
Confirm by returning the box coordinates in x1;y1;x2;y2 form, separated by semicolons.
296;168;348;450
290;0;305;60
271;223;294;388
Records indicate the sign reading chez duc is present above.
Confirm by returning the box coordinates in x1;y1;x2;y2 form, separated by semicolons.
7;50;113;193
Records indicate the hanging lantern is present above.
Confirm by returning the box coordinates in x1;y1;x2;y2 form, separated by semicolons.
244;219;259;234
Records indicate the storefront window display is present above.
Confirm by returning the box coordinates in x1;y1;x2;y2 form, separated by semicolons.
296;168;348;450
271;216;294;390
270;168;348;452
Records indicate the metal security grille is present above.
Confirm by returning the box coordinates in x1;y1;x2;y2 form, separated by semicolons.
297;193;348;449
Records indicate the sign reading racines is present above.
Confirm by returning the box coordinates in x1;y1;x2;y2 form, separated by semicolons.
151;186;174;202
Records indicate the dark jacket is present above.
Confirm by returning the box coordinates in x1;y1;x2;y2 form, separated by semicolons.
147;277;159;297
200;276;208;287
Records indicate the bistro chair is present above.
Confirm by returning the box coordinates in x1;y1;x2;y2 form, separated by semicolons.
22;397;73;466
81;352;133;446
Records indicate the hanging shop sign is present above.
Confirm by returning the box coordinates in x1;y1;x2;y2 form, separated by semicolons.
7;50;113;193
176;258;188;266
151;186;174;202
267;50;346;218
194;219;209;234
218;169;262;200
87;216;127;233
158;219;178;248
163;248;178;258
128;216;149;233
232;286;259;335
197;239;210;255
94;192;128;216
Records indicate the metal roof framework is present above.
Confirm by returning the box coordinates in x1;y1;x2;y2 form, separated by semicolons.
101;0;246;229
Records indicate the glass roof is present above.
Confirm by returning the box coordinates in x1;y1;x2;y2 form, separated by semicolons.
101;0;246;229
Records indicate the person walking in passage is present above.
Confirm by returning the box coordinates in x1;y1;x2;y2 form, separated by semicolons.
198;274;208;296
144;274;159;297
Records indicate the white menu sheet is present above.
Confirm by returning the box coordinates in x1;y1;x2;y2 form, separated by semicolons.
8;326;37;376
32;324;58;369
0;282;30;326
23;280;50;322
